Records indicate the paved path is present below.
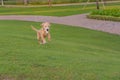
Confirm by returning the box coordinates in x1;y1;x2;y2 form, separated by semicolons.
0;14;120;35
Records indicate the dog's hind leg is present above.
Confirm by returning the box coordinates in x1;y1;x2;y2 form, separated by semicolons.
38;38;41;44
37;32;41;44
37;32;40;40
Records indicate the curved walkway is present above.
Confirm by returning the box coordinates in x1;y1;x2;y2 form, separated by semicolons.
0;14;120;35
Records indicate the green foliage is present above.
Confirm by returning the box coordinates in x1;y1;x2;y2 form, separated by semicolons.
88;8;120;21
91;8;120;17
0;20;120;80
87;15;120;22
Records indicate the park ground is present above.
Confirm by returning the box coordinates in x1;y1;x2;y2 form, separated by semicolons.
0;2;120;80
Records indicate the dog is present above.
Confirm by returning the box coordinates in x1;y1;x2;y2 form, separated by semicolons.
31;22;51;44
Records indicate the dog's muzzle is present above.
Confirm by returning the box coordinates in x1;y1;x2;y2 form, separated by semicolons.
45;29;49;34
47;29;49;31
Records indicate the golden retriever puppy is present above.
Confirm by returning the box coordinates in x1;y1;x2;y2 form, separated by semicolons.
31;22;51;44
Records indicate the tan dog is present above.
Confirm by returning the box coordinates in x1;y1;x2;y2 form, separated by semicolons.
31;22;51;44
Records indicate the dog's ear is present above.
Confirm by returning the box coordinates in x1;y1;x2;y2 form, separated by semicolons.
48;22;51;27
41;22;51;27
45;22;51;27
41;23;45;27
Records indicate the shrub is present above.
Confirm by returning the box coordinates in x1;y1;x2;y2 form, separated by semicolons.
87;15;120;22
88;8;120;22
91;8;120;17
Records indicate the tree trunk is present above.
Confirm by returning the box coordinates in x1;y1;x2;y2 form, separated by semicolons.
48;0;52;7
96;0;100;10
103;0;106;5
24;0;28;5
1;0;4;6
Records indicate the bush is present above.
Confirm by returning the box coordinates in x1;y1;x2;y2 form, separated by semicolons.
87;8;120;22
87;14;120;22
91;8;120;17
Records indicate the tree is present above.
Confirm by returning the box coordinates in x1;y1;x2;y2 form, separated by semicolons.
48;0;52;7
96;0;100;9
103;0;106;5
1;0;4;6
24;0;29;5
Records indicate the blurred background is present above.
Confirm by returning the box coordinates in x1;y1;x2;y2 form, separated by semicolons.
0;0;119;5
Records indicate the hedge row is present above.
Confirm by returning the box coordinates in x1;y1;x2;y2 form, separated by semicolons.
87;8;120;22
87;15;120;22
90;8;120;17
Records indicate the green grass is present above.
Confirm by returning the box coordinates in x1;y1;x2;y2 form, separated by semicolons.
0;2;120;16
0;20;120;80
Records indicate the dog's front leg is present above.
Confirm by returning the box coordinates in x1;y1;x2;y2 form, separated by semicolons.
41;35;46;44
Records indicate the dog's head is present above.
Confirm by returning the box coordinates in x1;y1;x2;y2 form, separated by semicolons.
41;22;50;34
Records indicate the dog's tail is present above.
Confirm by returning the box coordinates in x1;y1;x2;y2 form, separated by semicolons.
31;25;38;32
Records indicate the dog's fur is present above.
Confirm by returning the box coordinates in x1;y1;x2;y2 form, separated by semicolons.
31;22;51;44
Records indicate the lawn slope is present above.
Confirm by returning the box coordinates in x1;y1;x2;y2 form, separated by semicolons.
0;20;120;80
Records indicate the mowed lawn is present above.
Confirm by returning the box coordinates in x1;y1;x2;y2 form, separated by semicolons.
0;20;120;80
0;2;120;16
